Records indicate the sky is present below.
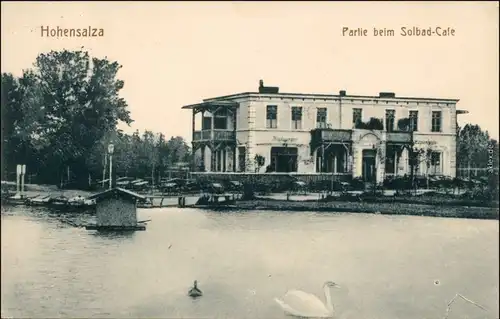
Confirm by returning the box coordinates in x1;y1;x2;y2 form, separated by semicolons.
1;1;499;141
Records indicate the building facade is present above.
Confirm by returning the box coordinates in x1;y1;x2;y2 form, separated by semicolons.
183;81;466;182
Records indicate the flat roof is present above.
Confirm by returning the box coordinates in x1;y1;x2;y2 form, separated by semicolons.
201;91;459;103
182;100;240;110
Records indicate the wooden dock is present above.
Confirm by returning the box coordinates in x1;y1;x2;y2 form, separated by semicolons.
85;224;146;231
138;194;208;208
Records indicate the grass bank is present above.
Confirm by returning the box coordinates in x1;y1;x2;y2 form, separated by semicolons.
234;197;499;220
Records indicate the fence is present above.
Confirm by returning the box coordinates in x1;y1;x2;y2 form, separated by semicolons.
456;168;499;179
191;172;352;185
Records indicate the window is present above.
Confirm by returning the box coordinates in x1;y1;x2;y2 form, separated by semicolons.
429;151;442;175
352;108;362;126
238;147;246;172
291;106;302;129
202;117;212;130
409;111;418;132
214;109;228;129
271;147;298;172
431;111;442;132
385;109;395;132
385;146;397;174
316;108;327;128
266;105;277;129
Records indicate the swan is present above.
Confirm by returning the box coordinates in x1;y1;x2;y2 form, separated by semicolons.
274;281;341;318
188;280;203;298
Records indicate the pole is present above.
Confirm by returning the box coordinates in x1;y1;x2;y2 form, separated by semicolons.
102;153;107;188
109;154;113;190
16;164;21;194
409;130;415;192
21;165;26;197
151;161;155;191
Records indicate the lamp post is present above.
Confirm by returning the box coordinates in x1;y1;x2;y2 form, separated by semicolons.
21;165;26;197
108;144;114;189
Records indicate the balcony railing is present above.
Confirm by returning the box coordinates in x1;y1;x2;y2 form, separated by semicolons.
193;129;235;141
312;129;353;142
386;131;412;144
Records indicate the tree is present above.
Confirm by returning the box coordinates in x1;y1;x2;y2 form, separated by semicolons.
457;124;492;178
412;141;437;188
1;71;46;180
1;49;133;186
355;117;384;130
166;136;191;166
254;154;265;173
397;118;411;131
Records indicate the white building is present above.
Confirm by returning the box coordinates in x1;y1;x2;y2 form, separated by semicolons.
183;81;467;182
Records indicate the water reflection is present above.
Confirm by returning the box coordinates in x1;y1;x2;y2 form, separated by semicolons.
1;206;498;319
89;230;137;240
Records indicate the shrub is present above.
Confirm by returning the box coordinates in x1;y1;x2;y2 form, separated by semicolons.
383;175;412;190
348;177;365;191
355;117;384;130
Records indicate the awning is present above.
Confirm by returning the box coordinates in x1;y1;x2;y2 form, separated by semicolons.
182;100;239;112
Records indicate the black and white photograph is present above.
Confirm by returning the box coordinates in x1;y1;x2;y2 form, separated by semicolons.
1;2;499;318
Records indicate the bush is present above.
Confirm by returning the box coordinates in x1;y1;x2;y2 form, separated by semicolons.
348;177;365;191
355;117;384;130
241;183;256;200
309;180;345;192
383;175;412;190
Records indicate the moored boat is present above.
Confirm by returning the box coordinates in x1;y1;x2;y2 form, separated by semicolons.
68;195;86;206
3;193;27;205
50;195;69;207
27;195;52;206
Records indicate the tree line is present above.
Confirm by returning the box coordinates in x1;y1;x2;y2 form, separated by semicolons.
1;49;190;188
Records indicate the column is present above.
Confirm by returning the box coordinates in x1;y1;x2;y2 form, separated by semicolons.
233;146;237;172
192;109;196;171
402;147;409;175
233;108;237;172
223;149;227;172
246;105;256;172
394;151;397;176
201;145;206;172
321;144;325;172
210;112;215;140
352;147;361;178
210;146;216;172
333;152;338;174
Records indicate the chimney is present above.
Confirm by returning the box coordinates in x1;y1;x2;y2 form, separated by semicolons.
379;92;396;98
339;90;346;96
258;80;279;94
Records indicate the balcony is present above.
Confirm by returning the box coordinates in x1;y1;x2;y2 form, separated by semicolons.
193;129;235;142
311;128;353;143
386;131;412;144
310;129;352;155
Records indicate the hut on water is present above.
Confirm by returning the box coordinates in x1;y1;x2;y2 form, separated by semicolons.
86;187;146;230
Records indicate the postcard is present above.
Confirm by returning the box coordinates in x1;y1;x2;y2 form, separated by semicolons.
1;2;498;318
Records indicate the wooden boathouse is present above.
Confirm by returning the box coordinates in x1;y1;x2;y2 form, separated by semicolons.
85;187;147;231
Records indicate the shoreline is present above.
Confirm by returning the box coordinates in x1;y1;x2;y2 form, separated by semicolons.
2;183;498;220
229;198;499;220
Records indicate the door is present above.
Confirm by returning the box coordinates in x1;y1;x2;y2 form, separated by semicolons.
362;149;377;182
271;147;298;172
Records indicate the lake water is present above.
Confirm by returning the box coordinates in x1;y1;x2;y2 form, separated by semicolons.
1;205;498;319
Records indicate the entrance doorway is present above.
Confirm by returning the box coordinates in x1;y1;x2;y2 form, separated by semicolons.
270;147;298;172
362;149;377;182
